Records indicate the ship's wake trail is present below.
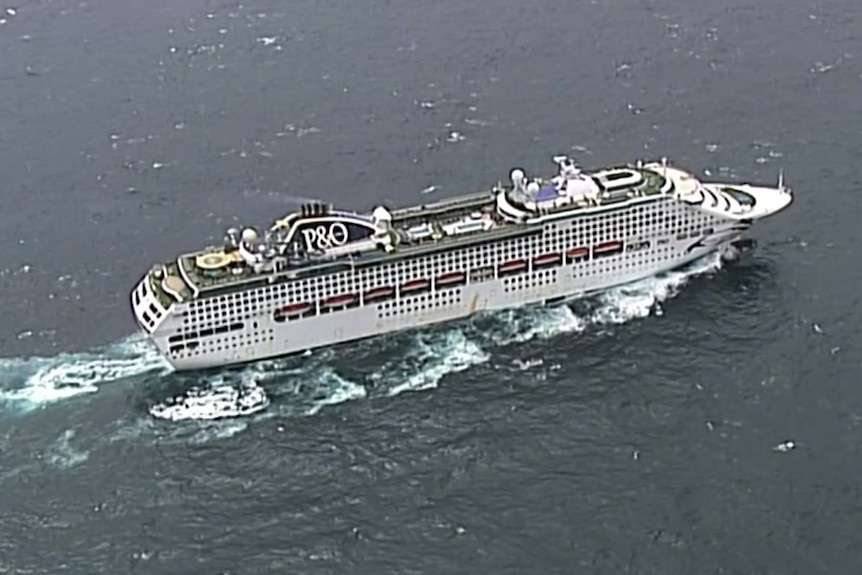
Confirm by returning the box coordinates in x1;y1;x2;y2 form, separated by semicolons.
0;247;736;422
0;336;171;414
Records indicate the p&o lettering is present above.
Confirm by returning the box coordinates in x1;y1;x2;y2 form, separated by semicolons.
300;222;350;251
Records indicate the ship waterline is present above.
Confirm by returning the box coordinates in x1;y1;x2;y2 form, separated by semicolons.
130;155;793;371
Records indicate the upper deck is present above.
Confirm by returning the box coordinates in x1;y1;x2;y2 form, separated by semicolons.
146;155;680;306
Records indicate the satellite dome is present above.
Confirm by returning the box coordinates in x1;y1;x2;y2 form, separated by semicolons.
510;169;525;185
241;228;259;242
526;181;540;194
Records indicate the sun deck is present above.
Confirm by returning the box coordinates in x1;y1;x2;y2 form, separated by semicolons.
145;157;676;304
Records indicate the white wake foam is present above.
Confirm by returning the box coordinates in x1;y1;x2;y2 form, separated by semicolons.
384;330;490;396
0;334;170;412
45;429;90;469
147;359;368;422
590;248;728;325
482;305;587;346
304;367;368;415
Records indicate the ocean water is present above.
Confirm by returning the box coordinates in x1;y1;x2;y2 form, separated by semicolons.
1;0;860;573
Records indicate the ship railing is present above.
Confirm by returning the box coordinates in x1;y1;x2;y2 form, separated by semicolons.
391;191;495;219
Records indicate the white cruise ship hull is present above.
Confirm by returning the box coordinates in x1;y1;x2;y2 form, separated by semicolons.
134;238;722;372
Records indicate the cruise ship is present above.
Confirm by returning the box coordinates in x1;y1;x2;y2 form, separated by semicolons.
131;154;792;371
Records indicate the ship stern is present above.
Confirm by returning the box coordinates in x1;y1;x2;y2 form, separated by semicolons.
130;272;170;338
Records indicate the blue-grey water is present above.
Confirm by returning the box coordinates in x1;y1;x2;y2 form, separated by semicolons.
1;0;860;572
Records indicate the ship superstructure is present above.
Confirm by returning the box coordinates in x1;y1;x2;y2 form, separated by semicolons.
131;154;792;371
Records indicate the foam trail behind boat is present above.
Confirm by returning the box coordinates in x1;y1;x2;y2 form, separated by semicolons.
0;334;171;413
